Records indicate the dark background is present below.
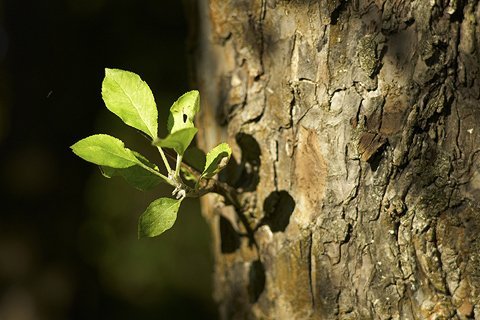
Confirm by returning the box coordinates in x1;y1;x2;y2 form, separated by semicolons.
0;1;217;319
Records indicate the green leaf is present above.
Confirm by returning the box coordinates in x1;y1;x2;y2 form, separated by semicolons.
153;127;198;156
102;68;158;139
71;134;140;168
202;143;232;179
167;90;200;133
138;197;182;238
100;152;163;191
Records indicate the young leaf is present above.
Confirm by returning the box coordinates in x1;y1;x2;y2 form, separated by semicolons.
167;90;200;133
71;134;140;168
102;68;158;139
202;143;232;179
138;197;182;238
153;127;198;156
100;152;163;191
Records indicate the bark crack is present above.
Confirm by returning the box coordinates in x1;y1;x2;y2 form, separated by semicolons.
454;101;462;160
258;0;266;74
430;226;450;296
288;84;296;129
307;231;316;310
272;139;279;191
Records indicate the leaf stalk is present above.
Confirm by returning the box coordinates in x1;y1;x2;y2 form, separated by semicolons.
156;146;173;174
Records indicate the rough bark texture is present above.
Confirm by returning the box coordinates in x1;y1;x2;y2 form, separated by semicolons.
191;0;480;319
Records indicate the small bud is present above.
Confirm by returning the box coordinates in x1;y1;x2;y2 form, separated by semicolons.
176;189;186;200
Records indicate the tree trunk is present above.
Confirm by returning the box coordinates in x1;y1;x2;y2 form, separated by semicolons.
191;0;480;319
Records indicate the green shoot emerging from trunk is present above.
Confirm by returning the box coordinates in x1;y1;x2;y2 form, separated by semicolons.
71;68;232;238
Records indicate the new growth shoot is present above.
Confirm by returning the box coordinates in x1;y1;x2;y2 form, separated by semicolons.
71;69;232;238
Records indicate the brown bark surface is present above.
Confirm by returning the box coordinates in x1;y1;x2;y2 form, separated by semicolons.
191;1;480;319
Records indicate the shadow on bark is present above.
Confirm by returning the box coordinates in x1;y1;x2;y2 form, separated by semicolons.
259;190;296;232
219;215;240;253
248;259;266;303
224;132;261;192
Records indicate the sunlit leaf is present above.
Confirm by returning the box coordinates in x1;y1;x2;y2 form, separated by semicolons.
202;143;232;179
138;197;182;238
71;134;139;168
153;127;198;156
102;68;158;139
167;90;199;133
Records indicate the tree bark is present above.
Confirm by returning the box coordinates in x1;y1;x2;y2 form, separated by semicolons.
191;0;480;319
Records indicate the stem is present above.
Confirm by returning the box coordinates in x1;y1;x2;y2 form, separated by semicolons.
137;162;175;187
175;154;183;179
186;186;214;198
156;146;173;174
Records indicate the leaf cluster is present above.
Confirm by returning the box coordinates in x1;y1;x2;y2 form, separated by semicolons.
71;69;232;238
